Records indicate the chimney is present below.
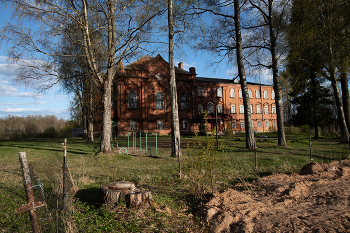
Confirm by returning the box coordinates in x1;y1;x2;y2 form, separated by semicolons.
189;67;196;74
178;62;183;69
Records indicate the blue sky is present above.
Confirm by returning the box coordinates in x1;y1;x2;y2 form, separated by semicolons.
0;3;273;121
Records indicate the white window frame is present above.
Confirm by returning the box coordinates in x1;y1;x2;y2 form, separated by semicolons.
248;89;252;98
258;121;261;128
257;105;261;114
250;105;253;114
272;106;276;114
271;91;275;100
230;89;235;98
182;120;188;130
232;121;236;129
264;90;268;99
217;88;222;97
264;105;269;114
256;90;260;99
218;104;223;113
266;120;269;128
231;104;236;114
273;120;277;128
155;92;164;109
240;105;244;114
207;102;214;114
239;89;243;98
241;121;245;128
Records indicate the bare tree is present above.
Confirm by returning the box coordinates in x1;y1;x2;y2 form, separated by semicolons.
1;0;161;152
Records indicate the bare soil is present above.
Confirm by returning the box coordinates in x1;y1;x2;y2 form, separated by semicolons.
197;160;350;233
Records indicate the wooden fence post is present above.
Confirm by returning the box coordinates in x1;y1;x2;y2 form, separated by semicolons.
18;152;42;233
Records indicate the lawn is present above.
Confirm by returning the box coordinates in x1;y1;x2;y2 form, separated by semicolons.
0;132;348;232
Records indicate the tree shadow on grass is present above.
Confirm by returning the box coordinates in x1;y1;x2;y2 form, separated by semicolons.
75;187;101;207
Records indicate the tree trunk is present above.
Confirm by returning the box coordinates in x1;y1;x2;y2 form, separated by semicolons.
331;77;349;142
234;0;255;149
87;83;94;142
340;72;350;131
268;0;287;146
100;77;112;152
168;0;181;157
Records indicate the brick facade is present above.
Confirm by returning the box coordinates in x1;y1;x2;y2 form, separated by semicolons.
94;54;278;136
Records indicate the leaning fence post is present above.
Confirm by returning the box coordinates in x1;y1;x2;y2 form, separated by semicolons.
18;152;42;233
62;138;68;210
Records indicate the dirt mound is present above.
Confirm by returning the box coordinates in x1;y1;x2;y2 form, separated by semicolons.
197;160;350;233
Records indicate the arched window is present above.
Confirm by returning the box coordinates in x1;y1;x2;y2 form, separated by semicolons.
239;89;243;98
181;93;189;109
198;87;203;97
218;104;223;113
271;91;275;100
217;88;222;97
256;90;260;99
230;89;235;98
248;89;252;98
207;102;214;114
231;105;236;114
272;106;276;114
257;105;261;114
250;105;253;114
155;92;164;109
198;104;203;114
264;90;268;99
128;91;137;109
264;105;269;114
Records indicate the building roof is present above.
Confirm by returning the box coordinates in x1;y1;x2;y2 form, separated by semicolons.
197;77;271;86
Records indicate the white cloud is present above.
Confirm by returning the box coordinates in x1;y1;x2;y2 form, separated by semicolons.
0;84;18;96
0;100;55;106
0;107;69;119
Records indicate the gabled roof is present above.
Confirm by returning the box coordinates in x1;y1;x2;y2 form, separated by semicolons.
125;54;192;74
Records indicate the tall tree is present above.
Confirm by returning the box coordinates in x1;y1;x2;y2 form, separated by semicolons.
287;0;350;142
247;0;289;146
192;0;256;149
168;0;181;157
1;0;161;152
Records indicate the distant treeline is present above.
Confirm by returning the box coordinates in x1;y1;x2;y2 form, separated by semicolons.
0;115;73;139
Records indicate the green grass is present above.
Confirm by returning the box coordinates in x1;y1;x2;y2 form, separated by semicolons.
0;133;348;232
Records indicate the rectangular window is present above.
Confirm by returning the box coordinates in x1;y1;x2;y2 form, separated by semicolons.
130;121;136;131
258;121;261;128
264;106;269;114
157;121;163;130
241;121;245;128
250;105;253;114
272;106;276;114
182;120;188;129
218;104;223;113
273;120;277;128
239;89;243;98
198;87;203;97
232;121;236;129
257;105;261;114
217;88;222;97
266;120;269;128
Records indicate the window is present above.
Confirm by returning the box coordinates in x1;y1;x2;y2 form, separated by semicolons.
155;92;164;109
248;89;252;98
181;93;189;109
218;104;223;113
264;90;268;99
130;121;136;131
273;120;277;128
207;102;214;114
266;120;269;128
258;121;261;128
230;89;235;98
256;90;260;99
264;105;269;114
272;106;276;114
182;120;188;129
240;105;244;114
241;121;245;128
231;105;236;114
250;105;253;114
239;89;243;98
157;121;163;130
217;88;222;97
232;121;236;129
257;105;261;114
128;91;137;109
198;104;203;114
271;91;275;100
198;87;203;97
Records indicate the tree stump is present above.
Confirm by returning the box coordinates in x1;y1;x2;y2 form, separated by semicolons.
100;181;156;209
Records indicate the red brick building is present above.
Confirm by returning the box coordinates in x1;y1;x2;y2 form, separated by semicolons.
94;54;278;136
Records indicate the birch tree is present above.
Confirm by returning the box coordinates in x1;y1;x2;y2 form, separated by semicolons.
1;0;161;152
